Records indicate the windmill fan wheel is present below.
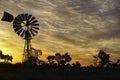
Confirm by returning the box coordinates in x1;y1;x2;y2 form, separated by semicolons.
13;13;39;39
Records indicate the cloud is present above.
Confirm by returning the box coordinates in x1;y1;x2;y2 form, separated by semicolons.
67;0;100;15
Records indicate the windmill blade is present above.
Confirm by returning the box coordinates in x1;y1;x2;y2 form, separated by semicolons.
32;27;39;30
31;29;38;34
17;28;23;35
14;14;24;24
16;15;22;22
15;17;22;23
21;13;25;20
20;30;25;38
32;23;39;26
27;14;32;21
30;20;38;25
14;27;21;32
19;14;24;21
28;31;32;38
30;29;35;36
25;30;32;39
13;19;21;24
25;13;28;20
13;24;21;28
29;17;35;22
13;24;21;29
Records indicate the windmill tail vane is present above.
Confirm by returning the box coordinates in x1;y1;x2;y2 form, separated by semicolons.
1;11;14;22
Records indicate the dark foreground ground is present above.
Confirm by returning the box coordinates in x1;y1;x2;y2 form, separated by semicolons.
0;63;120;80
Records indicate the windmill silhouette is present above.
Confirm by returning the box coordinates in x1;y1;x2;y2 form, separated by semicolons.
1;11;40;62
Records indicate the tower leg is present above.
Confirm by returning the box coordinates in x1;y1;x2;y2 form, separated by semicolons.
22;39;32;62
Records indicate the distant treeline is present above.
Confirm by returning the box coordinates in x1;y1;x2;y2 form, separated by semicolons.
0;50;120;80
0;49;120;68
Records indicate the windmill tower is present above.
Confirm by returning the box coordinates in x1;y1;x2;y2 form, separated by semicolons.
1;11;39;62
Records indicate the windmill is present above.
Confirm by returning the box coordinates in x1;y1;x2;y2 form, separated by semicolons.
1;11;40;62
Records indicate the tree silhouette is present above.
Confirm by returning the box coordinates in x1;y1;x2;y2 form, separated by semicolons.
109;59;120;68
23;56;43;66
46;52;72;66
117;59;120;64
55;53;62;65
47;56;55;65
0;50;13;63
0;48;119;80
63;53;72;64
93;55;99;67
54;52;72;66
72;61;81;68
92;50;111;67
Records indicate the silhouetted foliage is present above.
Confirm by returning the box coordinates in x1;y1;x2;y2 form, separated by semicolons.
98;50;111;67
47;55;55;65
23;56;40;66
47;52;72;66
93;55;99;67
55;53;62;65
92;50;111;68
108;59;120;68
0;50;13;63
0;50;119;80
117;59;120;64
72;61;81;68
63;53;72;64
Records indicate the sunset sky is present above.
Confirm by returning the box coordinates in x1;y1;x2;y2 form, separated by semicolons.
0;0;120;66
